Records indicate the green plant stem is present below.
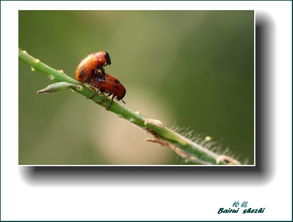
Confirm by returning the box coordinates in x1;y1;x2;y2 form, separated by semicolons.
19;49;240;165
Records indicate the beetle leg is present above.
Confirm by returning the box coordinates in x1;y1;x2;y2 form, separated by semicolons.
106;94;115;110
95;66;106;80
99;90;106;97
87;89;100;99
101;67;106;77
97;93;110;105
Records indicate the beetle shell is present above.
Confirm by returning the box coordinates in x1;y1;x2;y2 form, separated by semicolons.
89;73;126;101
75;51;111;83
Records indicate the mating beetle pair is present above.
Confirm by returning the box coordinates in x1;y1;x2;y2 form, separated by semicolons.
75;51;126;109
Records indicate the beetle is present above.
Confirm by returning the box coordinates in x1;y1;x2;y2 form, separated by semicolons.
75;51;126;109
75;51;111;83
87;72;126;109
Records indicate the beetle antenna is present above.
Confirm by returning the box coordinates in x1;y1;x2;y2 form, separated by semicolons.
122;100;126;104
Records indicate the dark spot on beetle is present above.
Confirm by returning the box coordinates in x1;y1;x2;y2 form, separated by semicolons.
94;76;100;82
95;73;104;81
114;79;120;83
79;68;85;78
114;85;119;89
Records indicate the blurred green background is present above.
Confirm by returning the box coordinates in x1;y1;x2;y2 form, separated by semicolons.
19;11;254;165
